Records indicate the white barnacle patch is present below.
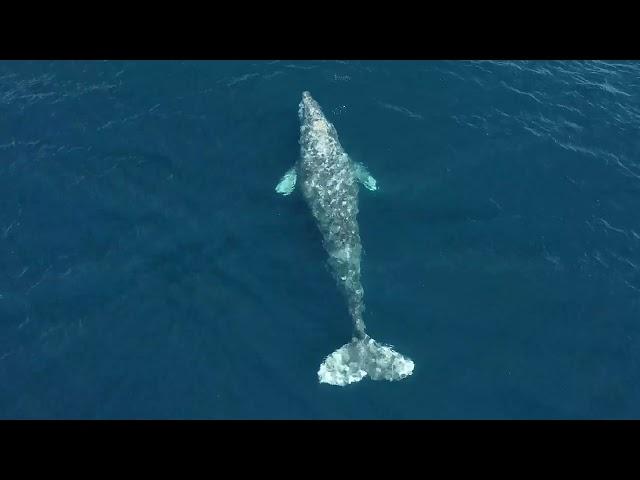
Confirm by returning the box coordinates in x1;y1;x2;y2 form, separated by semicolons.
331;245;352;262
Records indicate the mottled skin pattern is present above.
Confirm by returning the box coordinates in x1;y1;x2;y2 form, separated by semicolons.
297;91;367;339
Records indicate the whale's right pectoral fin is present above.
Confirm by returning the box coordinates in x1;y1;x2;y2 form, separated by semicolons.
275;167;297;196
353;162;378;191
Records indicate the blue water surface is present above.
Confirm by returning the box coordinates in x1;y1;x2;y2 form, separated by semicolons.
1;60;639;418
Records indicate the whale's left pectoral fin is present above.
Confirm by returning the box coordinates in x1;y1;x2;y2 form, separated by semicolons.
354;162;378;191
275;167;297;196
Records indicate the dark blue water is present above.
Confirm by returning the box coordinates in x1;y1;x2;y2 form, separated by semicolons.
1;60;639;419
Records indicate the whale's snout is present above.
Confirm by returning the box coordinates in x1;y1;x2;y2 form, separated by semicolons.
299;91;315;121
301;91;315;107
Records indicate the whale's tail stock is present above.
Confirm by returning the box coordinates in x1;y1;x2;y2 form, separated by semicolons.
317;335;414;386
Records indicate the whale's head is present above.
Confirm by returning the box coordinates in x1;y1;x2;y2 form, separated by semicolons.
299;91;323;123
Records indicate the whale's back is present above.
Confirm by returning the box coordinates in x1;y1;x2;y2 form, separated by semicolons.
300;144;360;251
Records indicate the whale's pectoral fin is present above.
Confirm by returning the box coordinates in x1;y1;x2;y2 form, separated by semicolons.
275;167;297;196
353;162;378;191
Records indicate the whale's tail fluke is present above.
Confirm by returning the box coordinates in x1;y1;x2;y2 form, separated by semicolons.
317;336;414;386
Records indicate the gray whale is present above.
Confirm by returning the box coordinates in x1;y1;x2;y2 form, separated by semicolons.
276;91;414;386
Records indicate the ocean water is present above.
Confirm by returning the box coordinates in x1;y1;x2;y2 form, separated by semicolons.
1;60;639;419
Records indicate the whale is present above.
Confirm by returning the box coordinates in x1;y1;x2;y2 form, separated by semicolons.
275;91;414;386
